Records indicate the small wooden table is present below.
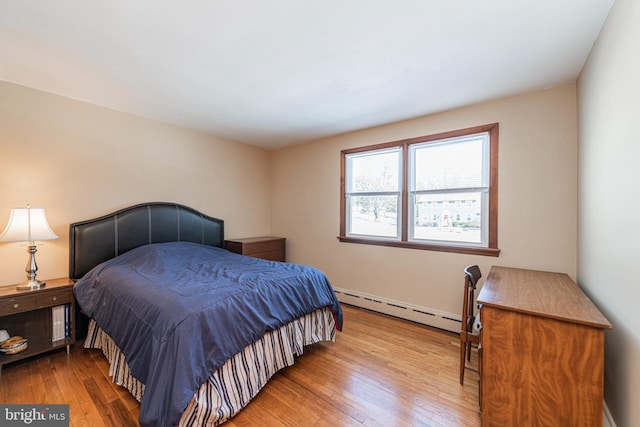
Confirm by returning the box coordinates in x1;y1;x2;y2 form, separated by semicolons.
0;278;75;375
477;266;611;427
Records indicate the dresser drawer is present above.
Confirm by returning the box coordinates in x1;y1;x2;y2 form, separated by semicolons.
0;295;37;316
36;289;73;308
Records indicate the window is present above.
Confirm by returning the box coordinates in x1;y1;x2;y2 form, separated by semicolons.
340;123;499;256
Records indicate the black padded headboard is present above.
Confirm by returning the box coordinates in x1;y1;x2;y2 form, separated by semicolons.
69;202;224;281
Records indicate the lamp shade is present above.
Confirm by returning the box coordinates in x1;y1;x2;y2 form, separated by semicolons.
0;207;58;243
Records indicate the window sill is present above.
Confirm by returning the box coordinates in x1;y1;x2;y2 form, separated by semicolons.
337;236;501;257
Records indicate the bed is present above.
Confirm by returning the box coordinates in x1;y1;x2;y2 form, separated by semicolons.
70;202;343;427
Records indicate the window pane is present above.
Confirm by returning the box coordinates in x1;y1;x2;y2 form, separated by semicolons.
348;148;400;193
348;195;399;238
412;192;483;244
412;136;487;191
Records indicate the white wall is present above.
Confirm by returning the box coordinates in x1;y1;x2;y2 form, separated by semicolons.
578;0;640;424
270;84;578;321
0;81;272;286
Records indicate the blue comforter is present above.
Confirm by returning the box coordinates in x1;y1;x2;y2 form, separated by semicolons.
73;242;343;427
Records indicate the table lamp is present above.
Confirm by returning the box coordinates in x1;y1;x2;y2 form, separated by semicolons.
0;205;59;290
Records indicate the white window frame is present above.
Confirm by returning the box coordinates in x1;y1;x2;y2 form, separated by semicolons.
344;147;402;240
408;132;491;249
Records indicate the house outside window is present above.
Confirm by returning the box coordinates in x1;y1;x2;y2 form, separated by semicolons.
340;123;500;256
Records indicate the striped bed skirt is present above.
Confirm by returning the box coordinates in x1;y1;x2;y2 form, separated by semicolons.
84;307;337;426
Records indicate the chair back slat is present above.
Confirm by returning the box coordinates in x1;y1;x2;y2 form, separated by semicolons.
464;265;482;289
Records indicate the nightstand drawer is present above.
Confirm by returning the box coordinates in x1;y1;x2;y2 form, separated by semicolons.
36;289;73;308
0;295;37;316
224;237;286;261
243;239;285;254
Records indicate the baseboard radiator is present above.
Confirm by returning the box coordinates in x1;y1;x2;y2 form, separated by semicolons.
333;287;461;333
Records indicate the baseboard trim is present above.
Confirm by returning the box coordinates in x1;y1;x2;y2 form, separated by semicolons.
333;287;460;333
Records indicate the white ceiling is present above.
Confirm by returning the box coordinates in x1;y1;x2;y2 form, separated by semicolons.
0;1;614;150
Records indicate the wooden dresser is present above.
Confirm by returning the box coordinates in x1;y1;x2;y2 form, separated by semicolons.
224;237;286;261
477;266;611;427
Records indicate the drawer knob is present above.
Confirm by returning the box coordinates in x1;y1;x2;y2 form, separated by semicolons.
13;303;19;309
52;296;57;301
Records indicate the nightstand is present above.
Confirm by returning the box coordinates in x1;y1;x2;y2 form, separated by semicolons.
224;237;286;261
0;278;75;375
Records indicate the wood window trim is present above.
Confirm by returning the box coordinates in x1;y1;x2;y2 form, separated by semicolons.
339;123;500;257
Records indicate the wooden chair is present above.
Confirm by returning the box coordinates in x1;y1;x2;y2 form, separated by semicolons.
460;265;482;385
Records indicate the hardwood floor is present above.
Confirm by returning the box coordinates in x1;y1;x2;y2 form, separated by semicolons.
0;304;480;426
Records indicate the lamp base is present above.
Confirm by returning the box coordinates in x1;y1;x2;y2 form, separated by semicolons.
16;280;46;291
